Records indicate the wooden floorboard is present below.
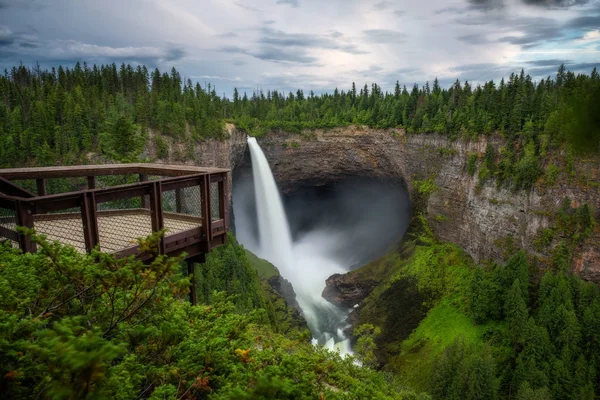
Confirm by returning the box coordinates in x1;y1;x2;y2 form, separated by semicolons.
33;212;200;254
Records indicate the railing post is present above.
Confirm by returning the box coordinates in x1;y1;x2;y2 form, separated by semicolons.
202;175;212;242
36;178;46;196
81;192;99;252
175;188;183;213
16;200;36;253
87;176;95;190
149;181;165;254
139;174;149;208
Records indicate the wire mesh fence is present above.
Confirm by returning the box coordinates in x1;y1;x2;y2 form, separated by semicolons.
33;210;86;253
97;194;153;253
162;185;203;237
0;206;19;248
210;181;221;221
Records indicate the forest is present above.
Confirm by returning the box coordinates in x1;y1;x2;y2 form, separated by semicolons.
1;62;599;399
0;63;598;171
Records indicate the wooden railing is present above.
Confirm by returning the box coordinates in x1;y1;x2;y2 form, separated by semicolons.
0;164;230;262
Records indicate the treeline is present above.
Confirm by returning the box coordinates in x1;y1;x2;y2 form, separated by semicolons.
233;65;600;154
0;63;225;166
1;62;598;168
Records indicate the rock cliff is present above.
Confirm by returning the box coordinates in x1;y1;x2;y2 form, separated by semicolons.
162;125;600;282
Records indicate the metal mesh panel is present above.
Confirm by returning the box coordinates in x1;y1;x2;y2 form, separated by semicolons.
34;211;86;253
162;186;203;237
210;182;221;221
0;206;19;248
46;177;87;195
97;194;152;253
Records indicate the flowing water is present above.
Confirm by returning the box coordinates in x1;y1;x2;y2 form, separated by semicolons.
246;137;352;354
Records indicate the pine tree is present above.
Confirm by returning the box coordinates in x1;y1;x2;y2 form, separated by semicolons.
505;279;529;346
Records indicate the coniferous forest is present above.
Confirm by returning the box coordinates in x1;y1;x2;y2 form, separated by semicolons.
0;63;599;170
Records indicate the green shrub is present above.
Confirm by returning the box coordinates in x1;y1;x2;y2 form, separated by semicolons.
154;135;169;159
467;153;478;176
545;163;559;186
414;178;439;196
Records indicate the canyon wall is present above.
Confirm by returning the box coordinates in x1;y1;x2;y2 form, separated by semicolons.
184;125;600;281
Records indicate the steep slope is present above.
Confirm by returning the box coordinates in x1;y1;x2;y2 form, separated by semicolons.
165;126;599;282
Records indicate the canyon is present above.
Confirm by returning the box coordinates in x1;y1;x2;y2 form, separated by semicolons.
161;124;600;283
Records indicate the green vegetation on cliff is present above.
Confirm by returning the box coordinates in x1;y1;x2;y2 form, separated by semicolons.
0;233;426;399
351;207;600;400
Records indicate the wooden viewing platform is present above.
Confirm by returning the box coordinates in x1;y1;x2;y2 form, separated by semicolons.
0;164;230;304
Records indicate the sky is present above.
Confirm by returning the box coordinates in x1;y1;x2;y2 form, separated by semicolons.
0;0;599;96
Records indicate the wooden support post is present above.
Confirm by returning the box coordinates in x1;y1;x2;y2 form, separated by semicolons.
87;176;96;190
175;188;183;213
139;174;149;208
36;178;46;196
149;181;165;254
81;192;100;252
16;201;36;253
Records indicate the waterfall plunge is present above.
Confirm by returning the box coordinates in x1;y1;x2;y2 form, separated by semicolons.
247;137;351;355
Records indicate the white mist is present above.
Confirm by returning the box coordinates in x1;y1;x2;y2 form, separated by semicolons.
246;137;351;354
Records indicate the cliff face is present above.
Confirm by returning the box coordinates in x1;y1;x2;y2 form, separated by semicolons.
174;125;600;282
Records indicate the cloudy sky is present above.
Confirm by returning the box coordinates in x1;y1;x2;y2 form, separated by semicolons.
0;0;599;95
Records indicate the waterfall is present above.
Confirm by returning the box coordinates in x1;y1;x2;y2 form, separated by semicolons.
247;137;351;355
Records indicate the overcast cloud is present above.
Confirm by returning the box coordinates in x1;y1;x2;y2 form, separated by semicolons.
0;0;598;95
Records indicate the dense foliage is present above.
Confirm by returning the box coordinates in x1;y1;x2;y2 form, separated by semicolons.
0;63;226;166
353;204;598;400
1;63;598;169
0;234;425;399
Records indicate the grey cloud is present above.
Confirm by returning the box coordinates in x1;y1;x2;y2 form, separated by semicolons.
435;6;465;14
276;0;299;7
0;27;41;49
467;0;589;10
372;1;392;11
219;26;368;66
362;29;407;44
457;33;491;44
393;10;406;16
566;14;600;30
258;27;368;53
221;45;318;64
565;61;599;71
255;46;316;63
526;58;571;66
456;14;564;48
234;1;263;13
17;41;39;48
0;38;187;68
468;0;505;11
164;47;186;61
216;32;238;38
522;0;590;7
0;0;45;9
